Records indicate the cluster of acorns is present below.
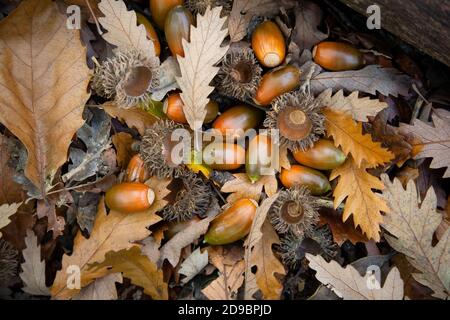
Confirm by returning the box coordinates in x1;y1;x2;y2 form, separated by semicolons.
98;0;366;268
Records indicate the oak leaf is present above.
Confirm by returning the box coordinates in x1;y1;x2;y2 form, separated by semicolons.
381;175;450;299
89;247;168;300
176;6;229;130
317;89;388;122
221;173;278;203
179;248;209;285
324;109;394;168
306;253;404;300
111;132;134;168
74;273;122;300
20;229;50;296
291;1;327;51
102;102;157;135
0;203;21;238
398;113;450;178
51;177;170;299
318;208;368;245
330;158;390;241
0;0;91;195
98;0;157;58
202;260;245;300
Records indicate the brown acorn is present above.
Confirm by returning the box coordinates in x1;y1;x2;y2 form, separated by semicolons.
252;21;286;68
165;5;194;57
203;100;220;124
136;12;161;56
126;154;150;183
204;198;258;245
280;165;331;195
150;0;183;29
202;142;245;170
254;65;301;106
264;91;324;152
163;92;219;124
105;182;155;213
212;105;264;138
293;139;346;170
246;134;274;183
312;41;364;71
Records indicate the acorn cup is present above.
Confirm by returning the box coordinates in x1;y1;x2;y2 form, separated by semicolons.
163;92;219;124
165;5;194;57
105;182;155;213
204;198;258;245
125;154;150;183
280;165;331;195
254;65;301;106
212;105;264;138
150;0;183;29
292;139;346;170
202;142;246;171
312;41;365;71
251;21;286;68
136;12;161;56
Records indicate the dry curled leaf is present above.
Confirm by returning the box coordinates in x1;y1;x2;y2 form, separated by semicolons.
310;65;411;98
89;247;168;300
324;109;394;168
111;132;134;168
398;113;450;178
179;248;209;285
0;0;91;195
221;173;278;203
177;6;229;130
381;175;450;299
51;177;170;299
330;158;390;241
20;229;50;296
0;203;21;238
291;1;327;51
74;273;122;300
202;258;245;300
306;253;404;300
317;89;388;122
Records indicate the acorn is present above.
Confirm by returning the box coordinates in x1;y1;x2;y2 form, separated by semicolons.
280;165;331;195
312;41;364;71
268;186;319;237
160;172;212;221
126;154;150;183
150;0;183;29
204;198;258;245
254;65;301;106
202;142;245;170
92;49;160;109
105;182;155;213
139;120;188;178
216;46;262;100
251;21;286;68
165;5;194;57
212;105;264;138
293;139;346;170
136;12;161;56
163;92;219;124
264;91;325;152
246;134;274;183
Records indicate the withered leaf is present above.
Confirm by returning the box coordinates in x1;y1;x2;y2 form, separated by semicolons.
398;113;450;178
221;173;278;203
0;0;91;195
330;158;390;241
291;1;327;51
36;197;66;240
89;247;168;300
74;273;122;300
0;203;21;238
177;6;229;130
20;229;50;296
306;253;404;300
179;248;209;285
111;132;134;168
381;175;450;299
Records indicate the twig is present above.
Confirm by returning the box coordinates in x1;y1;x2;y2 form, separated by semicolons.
84;0;103;35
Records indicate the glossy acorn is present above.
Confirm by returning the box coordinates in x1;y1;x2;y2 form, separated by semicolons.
251;21;286;68
254;65;301;106
163;92;219;124
312;41;364;71
136;12;161;56
293;139;346;170
212;105;264;138
165;5;194;57
150;0;183;29
126;154;150;183
204;198;258;245
105;182;155;213
280;165;331;195
202;142;245;171
246;134;274;183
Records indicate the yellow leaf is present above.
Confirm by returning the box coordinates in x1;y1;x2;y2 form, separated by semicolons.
323;109;394;168
330;158;389;241
0;0;91;194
